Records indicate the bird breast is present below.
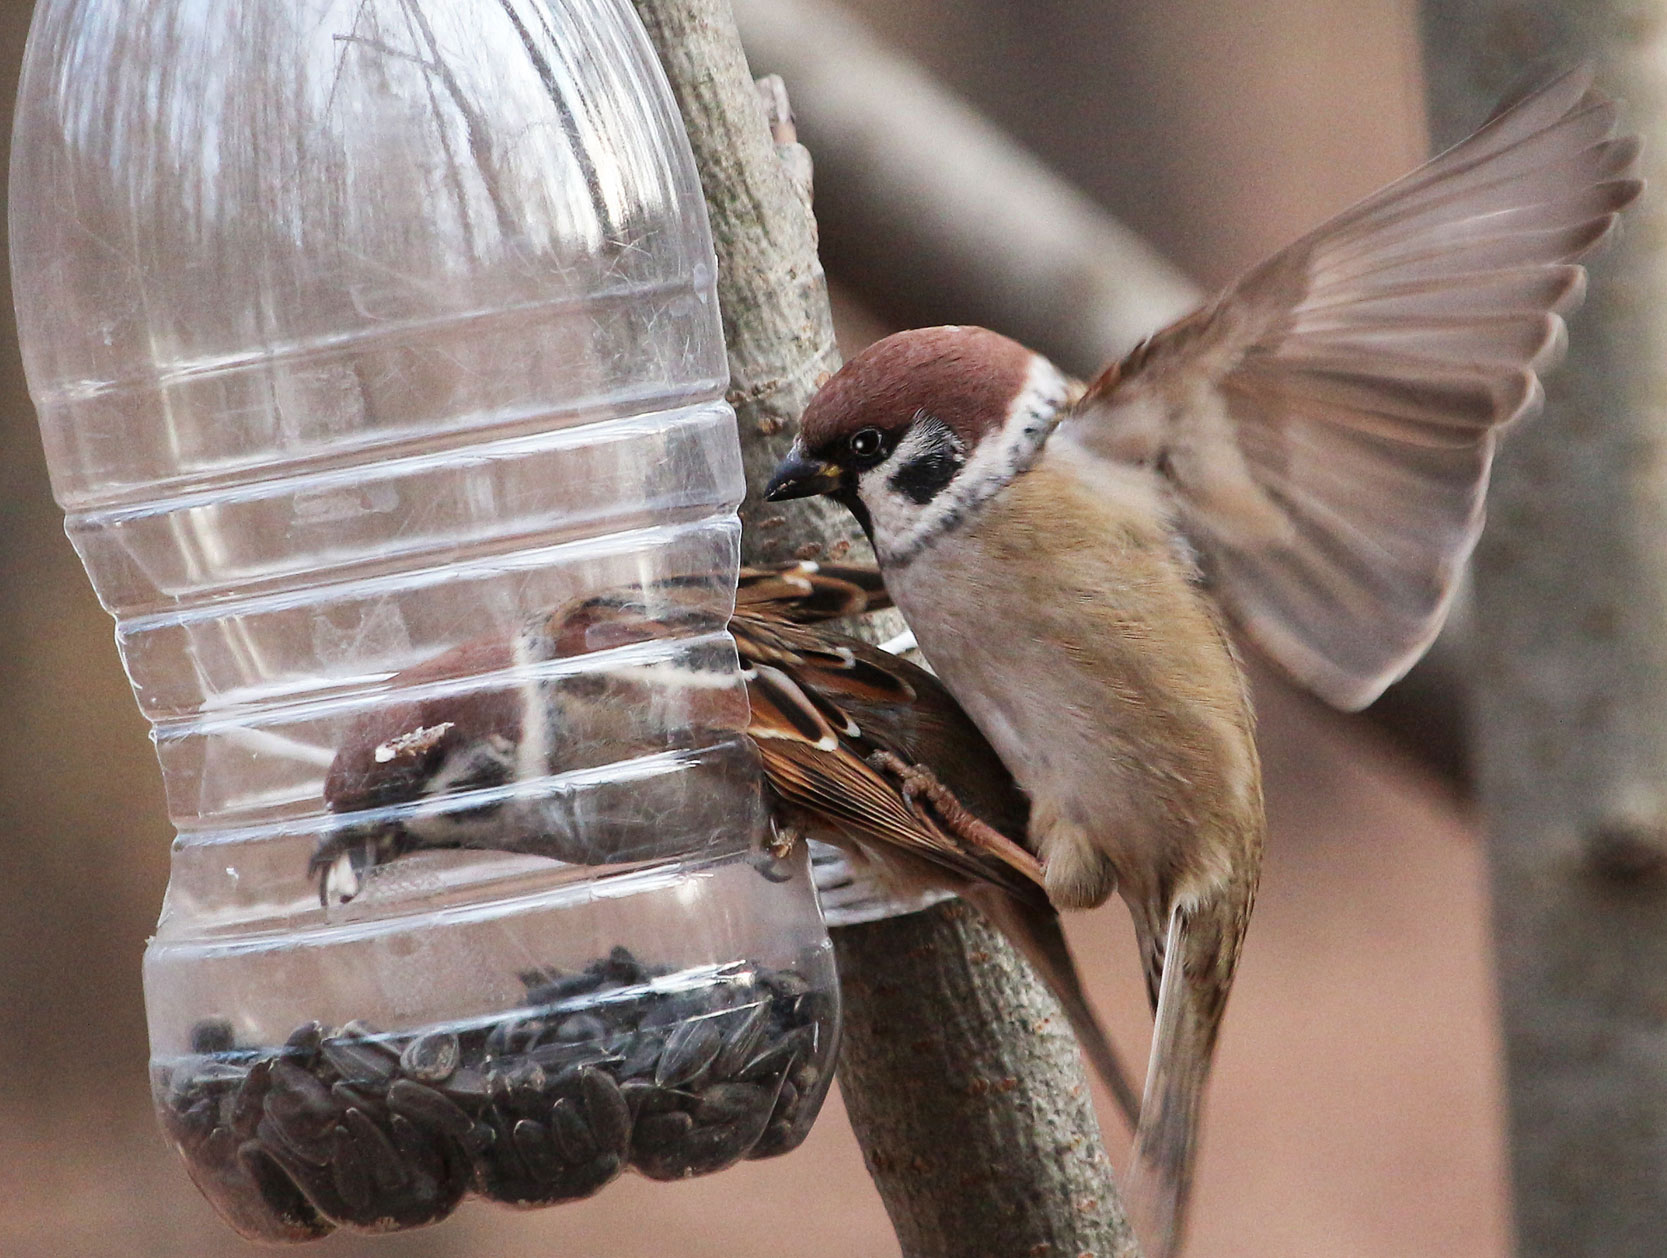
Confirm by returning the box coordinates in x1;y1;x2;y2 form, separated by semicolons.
881;442;1262;911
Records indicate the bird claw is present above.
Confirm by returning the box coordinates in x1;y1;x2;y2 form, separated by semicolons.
750;821;803;883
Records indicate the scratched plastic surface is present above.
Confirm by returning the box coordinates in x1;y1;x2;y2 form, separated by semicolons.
10;0;838;1238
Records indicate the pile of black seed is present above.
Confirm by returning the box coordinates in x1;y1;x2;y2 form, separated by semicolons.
155;947;837;1242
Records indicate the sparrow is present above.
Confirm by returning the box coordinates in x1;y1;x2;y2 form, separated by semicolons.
312;561;1144;1129
763;66;1640;1256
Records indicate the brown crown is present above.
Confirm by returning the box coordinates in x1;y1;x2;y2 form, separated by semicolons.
797;326;1037;457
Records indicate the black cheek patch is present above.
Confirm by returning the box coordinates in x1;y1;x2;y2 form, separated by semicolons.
888;447;962;505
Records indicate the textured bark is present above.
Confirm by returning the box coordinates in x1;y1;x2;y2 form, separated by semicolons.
628;2;1133;1253
629;0;857;569
1420;10;1667;1256
836;900;1138;1258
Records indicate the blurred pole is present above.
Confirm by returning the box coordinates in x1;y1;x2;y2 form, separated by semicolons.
1420;10;1667;1257
628;2;1137;1254
732;0;1198;377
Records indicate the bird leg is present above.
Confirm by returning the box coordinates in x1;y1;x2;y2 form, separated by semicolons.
866;750;1044;884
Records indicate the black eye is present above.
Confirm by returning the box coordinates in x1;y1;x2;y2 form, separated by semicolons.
847;427;885;462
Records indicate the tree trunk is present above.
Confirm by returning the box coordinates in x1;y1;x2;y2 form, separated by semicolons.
835;900;1136;1258
627;1;1135;1253
1420;10;1667;1255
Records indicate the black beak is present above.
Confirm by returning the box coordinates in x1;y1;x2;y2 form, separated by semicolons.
764;449;844;502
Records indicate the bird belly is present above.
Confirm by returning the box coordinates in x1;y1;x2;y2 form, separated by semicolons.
882;460;1259;912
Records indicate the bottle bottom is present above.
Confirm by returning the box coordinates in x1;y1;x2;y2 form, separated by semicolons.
153;944;838;1242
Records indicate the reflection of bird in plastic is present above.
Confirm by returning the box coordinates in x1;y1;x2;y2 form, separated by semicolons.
314;561;1142;1130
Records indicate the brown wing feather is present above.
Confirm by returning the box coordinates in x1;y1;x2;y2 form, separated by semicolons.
1066;64;1640;709
737;608;1043;897
735;562;893;622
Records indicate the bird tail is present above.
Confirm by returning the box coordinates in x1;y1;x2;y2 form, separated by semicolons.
970;887;1142;1131
1125;905;1231;1258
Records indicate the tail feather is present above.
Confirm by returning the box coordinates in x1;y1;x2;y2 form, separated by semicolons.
971;887;1143;1131
1126;906;1226;1258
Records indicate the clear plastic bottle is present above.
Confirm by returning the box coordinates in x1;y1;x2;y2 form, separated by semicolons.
10;0;838;1241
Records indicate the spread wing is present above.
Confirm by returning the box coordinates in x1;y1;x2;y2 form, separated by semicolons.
1063;64;1641;709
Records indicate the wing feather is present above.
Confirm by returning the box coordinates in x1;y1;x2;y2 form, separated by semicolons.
1066;64;1639;708
734;606;1045;897
734;562;893;622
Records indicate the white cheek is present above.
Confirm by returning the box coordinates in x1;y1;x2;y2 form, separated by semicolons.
855;464;920;556
854;354;1072;567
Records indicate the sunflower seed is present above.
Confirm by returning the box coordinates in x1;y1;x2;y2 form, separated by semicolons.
523;969;605;1006
512;1118;564;1181
552;1013;609;1044
771;1080;800;1119
619;1032;664;1079
386;1079;475;1139
679;1121;749;1172
736;1038;800;1084
200;1123;239;1168
528;1040;616;1075
766;969;812;1000
790;1060;822;1095
399;1031;460;1084
171;1095;218;1150
712;1003;771;1079
439;1066;490;1103
229;1059;271;1138
183;1059;249;1092
548;1097;598;1161
693;1082;771;1127
484;1018;532;1059
579;1068;632;1153
257;1113;331;1169
329;1080;383;1118
598;946;649;984
632;1109;694;1155
384;1112;442;1185
234;1139;332;1241
750;1118;800;1160
321;1036;398;1086
281;1021;325;1070
263;1061;338;1145
655;1020;722;1088
329;1124;373;1211
486;1057;547;1117
343;1107;407;1193
190;1018;236;1055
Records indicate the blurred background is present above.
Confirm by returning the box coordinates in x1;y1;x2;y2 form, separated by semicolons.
0;2;1507;1256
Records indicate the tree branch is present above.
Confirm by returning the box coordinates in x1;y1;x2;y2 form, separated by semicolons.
627;1;1133;1253
1420;10;1667;1256
628;0;855;569
836;901;1137;1258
